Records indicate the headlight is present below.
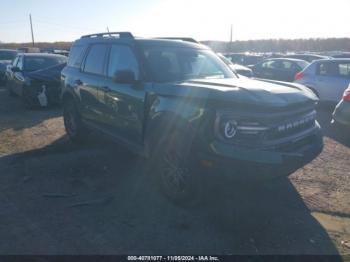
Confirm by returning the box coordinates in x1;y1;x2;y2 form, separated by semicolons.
215;112;268;142
220;119;238;139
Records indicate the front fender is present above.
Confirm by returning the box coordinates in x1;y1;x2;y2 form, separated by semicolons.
144;95;207;155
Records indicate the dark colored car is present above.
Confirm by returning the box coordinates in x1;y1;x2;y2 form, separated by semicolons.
0;49;18;84
224;53;264;66
332;53;350;59
61;32;323;205
218;54;253;77
284;54;330;63
252;58;309;82
6;53;67;108
333;85;350;128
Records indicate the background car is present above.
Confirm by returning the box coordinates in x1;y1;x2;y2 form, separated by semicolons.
251;58;309;82
224;53;264;66
294;58;350;104
0;49;18;84
332;52;350;58
284;54;330;63
332;85;350;128
6;53;67;108
24;62;67;106
218;53;253;77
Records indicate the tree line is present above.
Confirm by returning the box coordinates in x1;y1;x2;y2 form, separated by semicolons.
1;38;349;53
203;38;350;53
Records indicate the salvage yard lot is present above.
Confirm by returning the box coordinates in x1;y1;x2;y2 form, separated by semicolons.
0;84;349;255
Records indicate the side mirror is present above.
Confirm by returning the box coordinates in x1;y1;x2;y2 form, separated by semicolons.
12;66;21;72
113;70;136;84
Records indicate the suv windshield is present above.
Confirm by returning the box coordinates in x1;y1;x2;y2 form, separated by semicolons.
24;56;67;72
0;51;17;61
142;46;235;82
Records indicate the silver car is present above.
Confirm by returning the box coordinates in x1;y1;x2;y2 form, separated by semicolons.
294;59;350;103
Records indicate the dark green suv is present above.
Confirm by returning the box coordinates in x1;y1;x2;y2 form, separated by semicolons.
61;32;323;204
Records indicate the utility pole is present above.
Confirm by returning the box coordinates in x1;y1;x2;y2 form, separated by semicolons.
106;26;110;33
229;24;233;52
29;14;35;47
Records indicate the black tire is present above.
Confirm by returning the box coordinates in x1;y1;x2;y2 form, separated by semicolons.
63;98;87;143
151;129;202;207
22;88;36;109
6;81;16;97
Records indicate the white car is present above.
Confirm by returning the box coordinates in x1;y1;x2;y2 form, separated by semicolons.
294;59;350;104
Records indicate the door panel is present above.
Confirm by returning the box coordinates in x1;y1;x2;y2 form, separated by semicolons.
100;44;145;144
78;44;109;124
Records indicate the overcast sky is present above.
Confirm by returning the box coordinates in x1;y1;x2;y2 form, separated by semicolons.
0;0;349;43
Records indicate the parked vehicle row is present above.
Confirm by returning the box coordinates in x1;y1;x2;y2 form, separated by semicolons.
1;33;348;206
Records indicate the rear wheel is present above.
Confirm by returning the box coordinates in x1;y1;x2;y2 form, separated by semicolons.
152;129;202;206
63;98;87;143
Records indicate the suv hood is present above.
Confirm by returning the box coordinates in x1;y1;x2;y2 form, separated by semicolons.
153;78;318;108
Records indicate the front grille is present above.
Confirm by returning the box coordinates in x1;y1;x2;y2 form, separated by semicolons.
216;107;317;148
265;111;316;141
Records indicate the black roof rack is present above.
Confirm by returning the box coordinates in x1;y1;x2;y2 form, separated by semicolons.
81;32;134;39
155;37;199;43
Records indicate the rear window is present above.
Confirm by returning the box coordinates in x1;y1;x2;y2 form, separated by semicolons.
24;56;67;72
67;45;86;68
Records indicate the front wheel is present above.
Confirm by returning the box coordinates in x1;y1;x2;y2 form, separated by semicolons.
63;98;87;143
152;129;202;206
22;87;36;109
6;81;16;97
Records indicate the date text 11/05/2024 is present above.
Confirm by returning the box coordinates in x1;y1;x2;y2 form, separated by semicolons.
127;256;220;261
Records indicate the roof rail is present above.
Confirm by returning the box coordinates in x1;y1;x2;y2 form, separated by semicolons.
81;32;134;39
155;37;199;43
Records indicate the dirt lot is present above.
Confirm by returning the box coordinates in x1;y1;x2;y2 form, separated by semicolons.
0;84;349;255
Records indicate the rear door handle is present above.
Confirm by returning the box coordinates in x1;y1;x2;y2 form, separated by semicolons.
100;86;111;92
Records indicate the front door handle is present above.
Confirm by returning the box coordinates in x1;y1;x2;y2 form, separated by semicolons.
100;86;111;92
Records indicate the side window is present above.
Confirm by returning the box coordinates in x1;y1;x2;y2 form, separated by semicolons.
262;60;279;69
67;45;86;68
83;44;108;75
338;63;350;78
107;45;139;79
281;61;293;70
318;62;338;77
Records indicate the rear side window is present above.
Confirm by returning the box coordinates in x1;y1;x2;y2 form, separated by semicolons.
67;45;86;68
107;45;139;78
83;44;108;75
338;63;350;78
318;62;350;78
262;60;280;69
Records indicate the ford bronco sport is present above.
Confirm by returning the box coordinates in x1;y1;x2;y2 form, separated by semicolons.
61;32;323;205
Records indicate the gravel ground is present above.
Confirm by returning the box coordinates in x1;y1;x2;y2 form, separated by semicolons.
0;84;349;255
